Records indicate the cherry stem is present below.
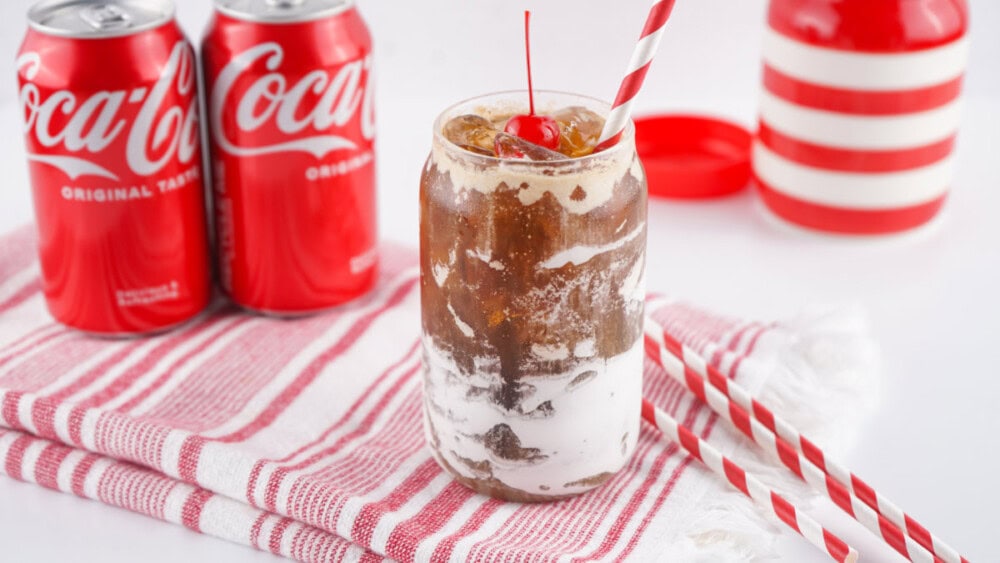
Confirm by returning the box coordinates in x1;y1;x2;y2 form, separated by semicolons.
524;10;535;116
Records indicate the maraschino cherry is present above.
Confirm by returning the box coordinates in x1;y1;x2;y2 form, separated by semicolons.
501;11;561;152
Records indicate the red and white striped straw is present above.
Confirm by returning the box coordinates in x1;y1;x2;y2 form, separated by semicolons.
643;310;967;563
644;330;943;563
596;0;677;149
641;399;859;563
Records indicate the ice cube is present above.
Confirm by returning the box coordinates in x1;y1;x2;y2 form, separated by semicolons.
494;132;568;161
552;106;605;158
442;114;498;156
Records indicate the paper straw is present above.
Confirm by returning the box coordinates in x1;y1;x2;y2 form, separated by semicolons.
596;0;677;149
644;330;944;563
641;399;859;563
643;304;967;563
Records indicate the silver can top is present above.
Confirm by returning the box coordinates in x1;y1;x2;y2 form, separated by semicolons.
27;0;175;39
214;0;353;23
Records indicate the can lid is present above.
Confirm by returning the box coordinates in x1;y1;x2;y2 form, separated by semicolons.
634;114;753;199
27;0;175;38
214;0;353;23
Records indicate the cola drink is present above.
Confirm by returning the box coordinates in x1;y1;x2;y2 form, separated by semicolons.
201;0;378;314
420;92;647;501
17;0;211;335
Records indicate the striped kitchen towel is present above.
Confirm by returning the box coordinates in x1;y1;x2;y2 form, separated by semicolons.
0;225;878;562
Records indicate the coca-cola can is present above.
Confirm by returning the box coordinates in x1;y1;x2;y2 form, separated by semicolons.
17;0;211;335
202;0;378;315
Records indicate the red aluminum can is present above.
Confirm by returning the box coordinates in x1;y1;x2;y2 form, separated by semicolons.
17;0;211;335
202;0;378;315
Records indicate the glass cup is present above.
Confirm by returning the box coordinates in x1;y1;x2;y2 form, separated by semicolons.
420;91;647;502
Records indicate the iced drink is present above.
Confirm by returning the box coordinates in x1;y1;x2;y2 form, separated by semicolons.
420;91;647;501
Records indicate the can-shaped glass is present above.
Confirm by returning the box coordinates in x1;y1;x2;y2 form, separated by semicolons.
420;91;647;502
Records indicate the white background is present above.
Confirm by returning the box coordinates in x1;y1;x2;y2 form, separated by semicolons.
0;0;998;561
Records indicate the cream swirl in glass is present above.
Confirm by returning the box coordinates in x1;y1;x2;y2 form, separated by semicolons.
420;91;647;501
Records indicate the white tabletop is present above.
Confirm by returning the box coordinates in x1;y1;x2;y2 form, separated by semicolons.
1;0;998;561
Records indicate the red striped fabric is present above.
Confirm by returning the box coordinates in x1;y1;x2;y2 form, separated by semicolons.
0;225;791;561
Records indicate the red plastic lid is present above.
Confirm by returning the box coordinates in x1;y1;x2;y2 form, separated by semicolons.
634;114;753;199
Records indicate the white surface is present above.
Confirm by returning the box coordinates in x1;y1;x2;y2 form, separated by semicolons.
1;0;999;561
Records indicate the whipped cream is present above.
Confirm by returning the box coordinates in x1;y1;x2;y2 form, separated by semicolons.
429;144;642;215
422;337;643;497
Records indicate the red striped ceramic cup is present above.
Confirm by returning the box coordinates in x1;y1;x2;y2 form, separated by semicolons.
753;0;969;235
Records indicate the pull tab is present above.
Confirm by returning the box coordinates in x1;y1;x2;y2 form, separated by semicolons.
265;0;306;7
80;4;133;31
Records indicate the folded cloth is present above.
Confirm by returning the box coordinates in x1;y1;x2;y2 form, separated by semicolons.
0;226;878;562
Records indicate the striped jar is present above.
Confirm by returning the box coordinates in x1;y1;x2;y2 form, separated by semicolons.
754;0;969;234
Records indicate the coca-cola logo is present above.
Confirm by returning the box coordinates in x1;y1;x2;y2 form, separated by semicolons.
210;42;375;159
18;42;200;181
